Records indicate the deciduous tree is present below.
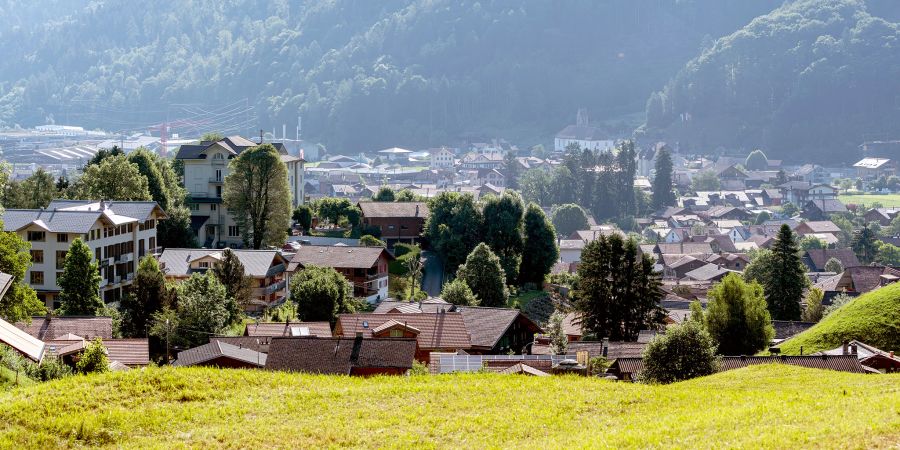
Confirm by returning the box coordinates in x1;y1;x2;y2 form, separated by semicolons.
223;144;291;249
69;155;151;201
290;265;355;323
211;248;252;325
423;192;483;273
0;221;44;322
121;256;171;337
440;279;478;306
704;273;774;355
457;243;507;307
519;203;559;286
481;191;525;284
551;203;589;238
641;321;718;384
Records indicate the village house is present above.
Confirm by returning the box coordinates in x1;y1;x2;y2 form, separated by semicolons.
157;249;288;312
172;341;267;369
264;336;417;376
286;246;392;302
802;249;860;272
853;157;895;181
429;147;456;169
357;201;428;246
864;208;900;226
335;313;471;363
2;200;167;306
817;341;900;373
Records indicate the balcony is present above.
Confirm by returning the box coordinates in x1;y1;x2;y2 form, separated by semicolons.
114;275;122;284
265;263;286;278
116;253;133;264
209;177;224;184
266;280;287;295
99;278;109;288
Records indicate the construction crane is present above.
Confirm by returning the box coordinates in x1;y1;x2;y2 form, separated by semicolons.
147;118;210;157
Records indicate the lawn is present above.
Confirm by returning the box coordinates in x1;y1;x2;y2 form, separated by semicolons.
838;193;900;207
0;366;35;389
507;289;549;309
777;282;900;355
1;365;898;448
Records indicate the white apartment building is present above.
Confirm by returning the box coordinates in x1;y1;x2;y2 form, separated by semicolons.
2;200;167;308
176;136;305;248
430;147;455;169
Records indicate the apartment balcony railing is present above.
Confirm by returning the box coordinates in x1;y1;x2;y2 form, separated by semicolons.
266;280;287;295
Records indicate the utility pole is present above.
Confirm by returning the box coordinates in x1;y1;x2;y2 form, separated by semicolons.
165;319;171;364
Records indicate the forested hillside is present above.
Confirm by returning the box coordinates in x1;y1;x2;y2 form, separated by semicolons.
0;0;780;152
639;0;900;162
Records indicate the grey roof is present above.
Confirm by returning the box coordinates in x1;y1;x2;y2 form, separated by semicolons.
357;201;428;219
265;336;416;374
175;136;286;160
46;200;166;221
0;316;45;362
456;306;543;349
287;245;392;272
2;209;103;233
0;272;13;299
172;341;267;367
158;249;285;277
556;124;607;141
16;316;113;341
684;264;734;281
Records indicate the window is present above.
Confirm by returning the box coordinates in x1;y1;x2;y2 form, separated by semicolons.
215;186;222;198
215;169;223;181
213;153;224;160
30;250;43;264
27;231;45;242
198;261;210;268
389;329;404;338
228;226;240;237
210;203;217;211
189;203;200;211
57;233;68;243
30;271;44;285
56;251;67;270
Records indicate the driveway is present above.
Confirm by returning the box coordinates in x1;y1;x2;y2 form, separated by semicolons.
420;250;444;297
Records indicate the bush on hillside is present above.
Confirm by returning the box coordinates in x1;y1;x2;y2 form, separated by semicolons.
641;321;718;384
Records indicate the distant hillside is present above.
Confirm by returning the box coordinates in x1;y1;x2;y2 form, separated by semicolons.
0;0;782;152
1;365;898;447
639;0;900;163
778;282;900;355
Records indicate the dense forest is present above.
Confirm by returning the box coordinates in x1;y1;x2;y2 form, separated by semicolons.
639;0;900;162
0;0;781;153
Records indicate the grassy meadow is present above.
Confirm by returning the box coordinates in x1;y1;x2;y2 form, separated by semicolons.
1;365;898;449
838;193;900;207
778;282;900;355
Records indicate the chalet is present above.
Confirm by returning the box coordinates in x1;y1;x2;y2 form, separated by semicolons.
683;264;735;282
803;249;860;272
795;220;841;236
706;253;750;272
172;341;266;368
15;316;113;341
158;249;288;312
459;152;504;170
454;306;543;354
264;336;416;376
853;157;895;181
779;182;837;206
335;313;471;363
358;201;428;246
664;255;708;279
814;266;900;299
790;164;829;185
286;245;392;302
715;165;749;190
701;206;753;222
0;316;45;362
864;208;900;226
802;199;848;221
47;336;150;369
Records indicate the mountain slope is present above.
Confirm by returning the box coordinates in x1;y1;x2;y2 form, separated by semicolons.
0;0;782;152
640;0;900;163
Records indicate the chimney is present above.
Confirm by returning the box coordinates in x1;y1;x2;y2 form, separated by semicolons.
842;341;848;355
415;204;420;217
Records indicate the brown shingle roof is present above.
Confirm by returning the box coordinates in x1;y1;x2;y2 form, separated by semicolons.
804;249;860;272
264;337;416;374
532;341;646;358
15;316;113;341
336;313;471;350
358;201;429;219
211;336;274;353
286;246;392;272
456;306;542;350
243;321;332;337
172;341;267;367
103;339;150;366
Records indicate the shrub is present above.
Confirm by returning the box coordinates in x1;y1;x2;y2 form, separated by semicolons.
408;361;429;376
75;338;109;375
641;321;718;384
440;279;478;306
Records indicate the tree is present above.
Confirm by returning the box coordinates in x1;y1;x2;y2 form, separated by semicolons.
614;141;638;217
802;287;825;323
223;144;291;249
291;266;355;323
2;168;57;209
395;189;421;202
292;204;313;232
157;205;198;248
703;273;774;355
69;155;151;201
519;169;552;207
823;293;853;317
754;211;771;225
641;321;718;384
519;203;559;286
691;170;720;191
127;148;170;209
83;146;124;169
481;191;525;284
651;147;675;210
744;149;769;171
546;310;568;355
457;243;508;307
75;338;109;374
57;239;103;316
423;192;483;273
315;197;359;228
688;300;705;324
372;186;396;202
503;151;520;189
549;166;577;205
745;225;806;320
359;235;386;247
0;221;44;322
574;234;664;340
851;224;879;264
440;279;478;306
120;256;171;337
780;202;799;218
875;242;900;266
211;249;252;325
171;272;230;348
551;204;589;238
799;235;825;251
824;257;844;274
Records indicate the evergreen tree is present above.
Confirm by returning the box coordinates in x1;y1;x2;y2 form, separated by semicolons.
751;225;806;320
127;148;171;209
457;243;508;307
223;144;291;249
549;166;577;205
592;151;616;219
290;265;355;323
440;279;478;306
615;140;637;217
651;147;675;210
519;203;559;286
704;273;774;355
551;204;589;238
851;224;879;264
481;191;525;284
0;221;44;322
423;192;484;273
58;239;103;316
641;321;718;384
574;234;664;340
121;256;171;337
824;257;844;274
372;186;396;201
503;151;520;189
211;249;252;325
547;310;568;355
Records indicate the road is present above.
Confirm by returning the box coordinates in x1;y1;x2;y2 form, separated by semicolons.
420;250;445;297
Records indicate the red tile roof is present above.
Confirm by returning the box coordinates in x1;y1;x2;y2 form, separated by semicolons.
15;316;113;341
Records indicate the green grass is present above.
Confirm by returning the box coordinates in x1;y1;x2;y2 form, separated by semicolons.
0;366;35;389
2;365;898;448
507;289;549;309
778;282;900;355
838;193;900;207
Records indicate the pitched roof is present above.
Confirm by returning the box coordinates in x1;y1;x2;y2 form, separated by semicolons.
771;321;817;340
797;221;841;233
158;249;285;277
357;201;429;219
372;299;451;314
172;341;267;367
45;200;166;221
499;363;550;376
102;339;150;366
455;306;542;350
0;317;45;362
175;136;265;160
804;249;860;272
243;321;332;337
210;336;273;353
336;313;470;350
264;337;416;374
15;316;113;341
684;264;734;281
556;124;608;141
371;319;421;335
845;266;900;293
805;199;847;214
534;340;646;358
287;246;392;272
